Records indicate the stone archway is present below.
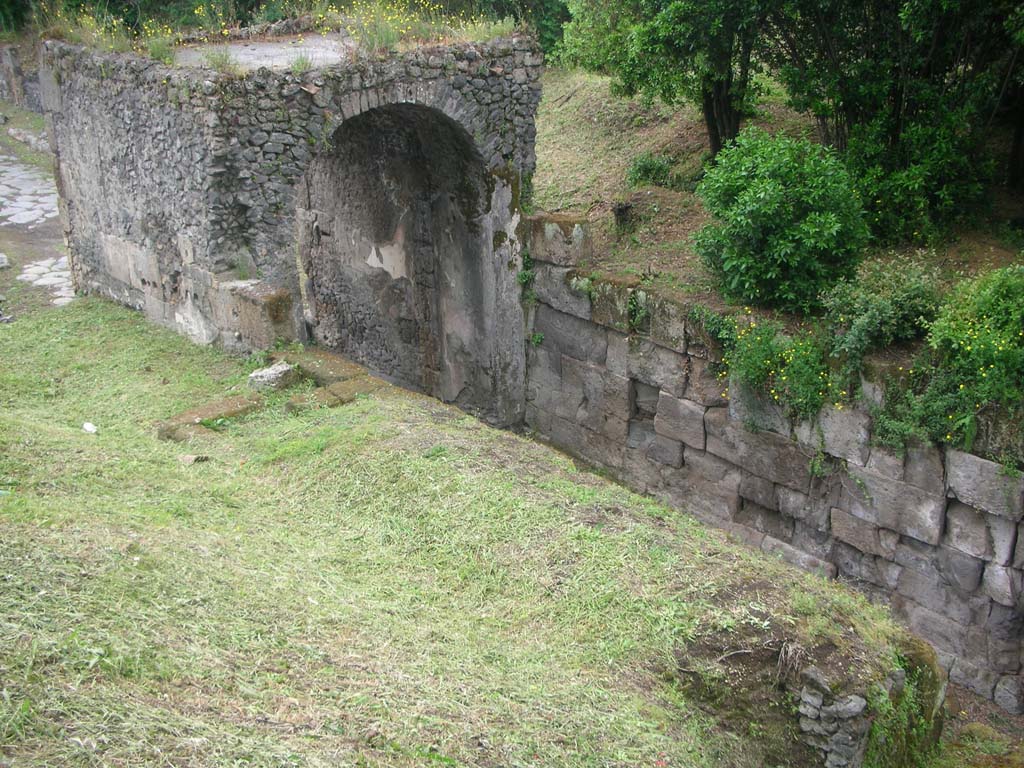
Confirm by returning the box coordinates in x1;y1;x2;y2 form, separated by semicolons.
296;103;523;424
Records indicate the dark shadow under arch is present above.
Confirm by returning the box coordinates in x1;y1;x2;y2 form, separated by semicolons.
296;103;523;423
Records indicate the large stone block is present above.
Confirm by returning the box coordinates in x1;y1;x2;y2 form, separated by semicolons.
561;355;630;434
991;516;1018;566
525;346;562;409
533;264;591;320
762;536;837;579
778;486;829;531
843;467;946;545
982;564;1023;608
623;445;667;493
944;501;991;560
685;355;728;407
648;294;688;354
892;596;966;655
526;214;592;267
986;606;1023;673
682;448;742;493
995;675;1024;715
654;392;706;450
946;449;1024;520
647;434;683;468
577;424;625;469
605;330;628;377
737;501;794;541
936;546;985;593
866;446;904;481
1017;523;1024;570
589;280;631;332
705;407;812;493
728;377;791;437
831;508;894;559
896;566;973;625
739;472;776;511
817;406;871;467
657;476;739;525
950;658;1000;699
628;339;688;397
904;441;945;495
535;304;607;365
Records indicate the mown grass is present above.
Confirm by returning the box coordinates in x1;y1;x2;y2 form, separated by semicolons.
0;102;50;175
0;296;911;766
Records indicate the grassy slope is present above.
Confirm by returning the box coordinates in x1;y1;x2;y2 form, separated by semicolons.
0;287;911;764
532;68;1023;308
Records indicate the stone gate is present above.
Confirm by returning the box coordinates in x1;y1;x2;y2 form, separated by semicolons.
40;31;542;425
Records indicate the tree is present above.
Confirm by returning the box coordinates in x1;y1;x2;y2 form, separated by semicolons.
762;0;1022;239
561;0;770;156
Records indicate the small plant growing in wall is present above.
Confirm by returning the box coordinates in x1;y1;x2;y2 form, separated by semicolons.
517;249;537;306
529;332;545;347
627;288;651;335
290;54;313;75
202;48;241;76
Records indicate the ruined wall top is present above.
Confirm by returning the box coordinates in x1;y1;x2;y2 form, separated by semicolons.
41;30;542;299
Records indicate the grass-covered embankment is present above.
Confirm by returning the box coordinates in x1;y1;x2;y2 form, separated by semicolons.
0;281;920;766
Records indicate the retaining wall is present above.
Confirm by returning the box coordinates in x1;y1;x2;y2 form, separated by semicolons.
0;44;42;113
523;215;1024;715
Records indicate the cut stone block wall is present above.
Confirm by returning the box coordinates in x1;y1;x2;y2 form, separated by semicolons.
524;215;1024;714
0;44;42;113
40;35;541;425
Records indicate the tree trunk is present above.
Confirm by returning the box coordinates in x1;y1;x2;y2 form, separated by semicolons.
1010;99;1024;190
702;91;724;156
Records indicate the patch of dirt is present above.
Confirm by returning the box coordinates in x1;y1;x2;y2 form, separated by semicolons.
944;683;1024;748
674;625;820;768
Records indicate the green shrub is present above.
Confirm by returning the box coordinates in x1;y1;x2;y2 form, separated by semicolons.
627;152;674;188
847;109;991;245
695;127;869;313
822;258;940;378
726;317;837;420
875;266;1024;464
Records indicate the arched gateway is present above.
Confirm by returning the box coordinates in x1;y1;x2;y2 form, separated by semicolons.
40;30;542;425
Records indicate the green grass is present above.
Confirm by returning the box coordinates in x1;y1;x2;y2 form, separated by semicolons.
0;296;912;766
0;101;50;174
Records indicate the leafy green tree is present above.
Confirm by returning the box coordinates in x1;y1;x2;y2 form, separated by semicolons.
561;0;770;155
695;127;868;311
762;0;1022;238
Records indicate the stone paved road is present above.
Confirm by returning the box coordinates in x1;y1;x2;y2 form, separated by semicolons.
0;159;59;227
0;152;74;306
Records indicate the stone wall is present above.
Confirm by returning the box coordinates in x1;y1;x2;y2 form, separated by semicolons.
523;215;1024;715
40;35;541;425
0;44;42;113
